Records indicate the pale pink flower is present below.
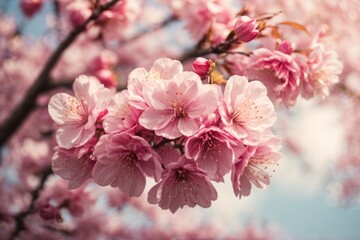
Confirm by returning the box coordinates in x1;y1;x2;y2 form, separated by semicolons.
92;132;163;197
52;138;98;189
139;72;219;139
192;57;214;80
185;126;245;182
100;0;142;40
128;58;183;110
103;90;141;133
219;76;276;145
94;69;117;89
148;156;217;213
48;75;112;149
91;50;118;71
231;135;281;198
234;15;259;42
245;48;301;107
300;36;343;99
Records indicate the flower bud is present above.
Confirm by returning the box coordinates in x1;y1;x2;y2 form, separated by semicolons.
234;16;259;42
94;69;117;88
68;2;92;28
277;40;294;54
20;0;43;18
39;203;62;222
192;57;215;80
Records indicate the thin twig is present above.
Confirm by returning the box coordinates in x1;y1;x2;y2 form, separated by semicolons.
0;0;121;147
11;167;53;239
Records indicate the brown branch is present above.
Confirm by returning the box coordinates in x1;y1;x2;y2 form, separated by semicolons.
11;166;53;239
337;83;360;101
0;0;121;147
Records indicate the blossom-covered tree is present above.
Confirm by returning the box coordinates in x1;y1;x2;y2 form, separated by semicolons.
0;0;359;238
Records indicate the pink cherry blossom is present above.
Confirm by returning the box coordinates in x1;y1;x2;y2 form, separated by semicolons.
219;75;276;145
52;138;98;190
92;132;163;197
103;90;141;134
231;135;281;198
128;58;183;110
185;126;245;182
234;15;259;43
139;72;219;139
148;156;217;213
300;34;343;99
245;48;301;107
48;75;112;149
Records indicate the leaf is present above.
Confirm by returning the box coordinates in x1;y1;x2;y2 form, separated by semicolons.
278;21;309;34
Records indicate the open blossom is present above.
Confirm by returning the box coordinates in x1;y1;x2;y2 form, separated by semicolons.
48;75;112;149
300;36;343;99
128;58;183;110
185;126;245;182
92;132;163;197
245;48;301;107
148;156;217;213
103;90;141;134
139;72;219;139
52;138;98;189
234;15;259;42
219;76;276;145
231;134;281;198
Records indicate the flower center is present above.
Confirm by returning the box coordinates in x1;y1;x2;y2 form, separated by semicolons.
171;100;186;118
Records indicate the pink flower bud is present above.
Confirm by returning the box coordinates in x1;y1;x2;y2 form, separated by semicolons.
277;40;294;54
92;50;118;71
192;57;214;80
234;16;259;42
20;0;43;18
39;203;62;222
94;69;117;88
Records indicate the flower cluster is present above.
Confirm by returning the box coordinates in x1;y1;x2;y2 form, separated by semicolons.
48;58;281;213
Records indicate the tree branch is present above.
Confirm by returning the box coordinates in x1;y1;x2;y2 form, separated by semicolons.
11;167;53;239
0;0;121;147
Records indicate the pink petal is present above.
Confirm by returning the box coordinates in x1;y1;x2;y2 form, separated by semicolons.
92;161;121;186
139;108;174;130
48;93;85;125
178;117;198;136
56;124;95;149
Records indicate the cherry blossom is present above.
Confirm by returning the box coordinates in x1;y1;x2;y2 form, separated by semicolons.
93;132;163;197
139;72;219;139
219;75;276;145
48;75;112;149
245;48;301;107
231;134;281;198
128;57;183;110
185;126;244;182
148;156;217;213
